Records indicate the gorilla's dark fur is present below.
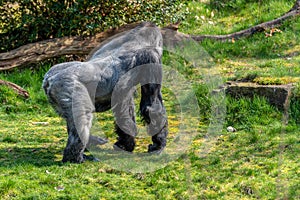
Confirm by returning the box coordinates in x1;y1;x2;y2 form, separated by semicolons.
43;22;168;163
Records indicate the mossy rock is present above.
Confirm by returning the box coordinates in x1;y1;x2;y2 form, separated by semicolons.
225;81;294;110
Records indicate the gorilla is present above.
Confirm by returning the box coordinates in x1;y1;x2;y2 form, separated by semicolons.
43;22;168;163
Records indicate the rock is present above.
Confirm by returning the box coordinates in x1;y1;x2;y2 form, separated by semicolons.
227;126;236;132
225;82;294;110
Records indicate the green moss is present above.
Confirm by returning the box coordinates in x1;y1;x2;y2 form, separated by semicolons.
254;77;300;85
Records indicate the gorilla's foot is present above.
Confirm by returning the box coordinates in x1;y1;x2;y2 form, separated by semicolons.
148;143;165;154
62;154;99;163
113;139;135;152
62;143;85;163
62;152;84;163
114;126;136;152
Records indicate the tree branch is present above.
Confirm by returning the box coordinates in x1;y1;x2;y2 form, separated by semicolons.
0;80;29;98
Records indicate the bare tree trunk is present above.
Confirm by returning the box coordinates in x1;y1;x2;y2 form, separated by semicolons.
0;1;299;71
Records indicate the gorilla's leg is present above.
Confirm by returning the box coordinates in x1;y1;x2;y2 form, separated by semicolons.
113;94;136;152
114;124;136;152
59;83;95;163
140;84;168;153
148;121;168;153
63;117;90;163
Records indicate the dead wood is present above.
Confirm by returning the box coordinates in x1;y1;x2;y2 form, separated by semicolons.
0;80;29;98
0;23;140;71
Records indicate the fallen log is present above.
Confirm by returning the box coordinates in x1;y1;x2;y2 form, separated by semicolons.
0;0;299;71
0;22;141;71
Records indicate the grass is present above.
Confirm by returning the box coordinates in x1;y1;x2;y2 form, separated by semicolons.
1;0;300;199
180;0;300;85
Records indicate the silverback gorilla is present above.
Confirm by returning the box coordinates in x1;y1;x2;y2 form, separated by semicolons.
43;22;168;163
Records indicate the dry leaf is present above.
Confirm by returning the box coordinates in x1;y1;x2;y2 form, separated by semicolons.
55;186;65;191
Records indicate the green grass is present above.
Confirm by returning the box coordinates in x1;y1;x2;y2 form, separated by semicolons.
1;1;300;199
181;0;295;35
180;0;300;85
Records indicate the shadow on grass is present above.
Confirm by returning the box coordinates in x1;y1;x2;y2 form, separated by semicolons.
0;146;63;167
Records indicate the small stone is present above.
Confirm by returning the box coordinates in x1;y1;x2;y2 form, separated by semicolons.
227;126;236;132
